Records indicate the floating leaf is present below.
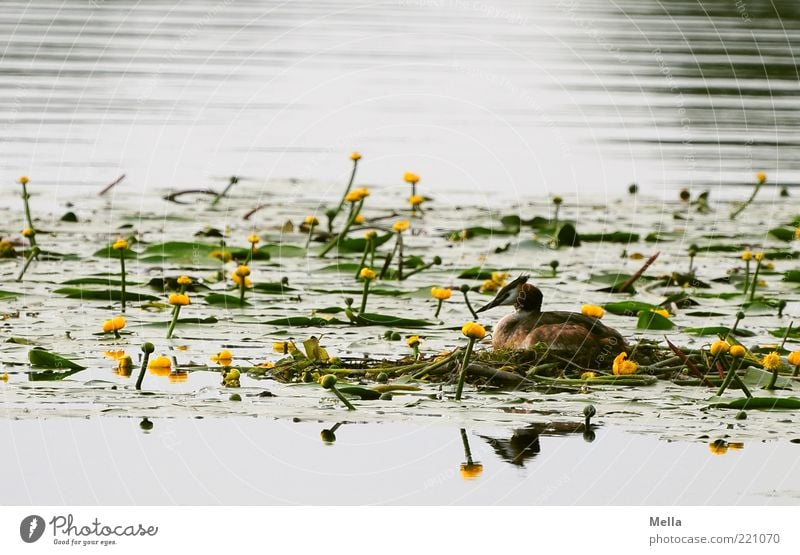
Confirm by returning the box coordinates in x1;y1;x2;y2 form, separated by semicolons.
263;316;347;327
337;386;381;400
711;397;800;410
458;267;508;280
556;223;580;247
685;326;756;337
740;367;793;389
356;313;435;328
769;327;800;339
499;215;551;229
636;310;675;330
0;290;19;299
783;271;800;283
446;226;518;241
28;348;85;370
28;368;84;381
337;233;393;253
53;287;159;302
205;293;251;307
253;282;296;294
768;227;795;242
579;231;638;243
603;300;657;316
93;245;138;259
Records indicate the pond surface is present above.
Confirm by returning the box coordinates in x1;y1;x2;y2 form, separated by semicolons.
2;418;799;505
1;0;798;196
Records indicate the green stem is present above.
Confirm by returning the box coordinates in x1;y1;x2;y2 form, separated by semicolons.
730;182;762;220
21;183;38;249
396;232;404;280
332;385;356;410
166;306;182;339
462;290;479;319
211;176;238;206
304;224;316;250
460;428;473;464
742;259;750;294
455;338;476;401
434;299;443;319
135;352;152;390
748;260;762;301
359;279;371;314
119;251;126;313
331;160;359;226
239;279;246;305
716;357;742;397
319;200;362;258
354;239;371;280
15;246;40;282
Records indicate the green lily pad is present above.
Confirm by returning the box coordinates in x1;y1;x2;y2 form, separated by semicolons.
28;368;84;381
337;233;394;253
603;300;657;316
636;310;675;330
263;316;347;327
711;397;800;410
685;326;756;337
0;290;19;299
205;293;251;307
768;227;796;241
53;287;159;302
28;348;85;370
356;313;435;328
579;231;639;243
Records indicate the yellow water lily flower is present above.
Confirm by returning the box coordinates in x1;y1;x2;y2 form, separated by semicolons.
350;152;361;161
21;227;34;237
359;267;376;281
404;172;420;184
730;345;746;358
480;279;499;293
354;213;365;224
407;336;421;348
612;352;638;375
392;220;410;233
459;463;483;480
741;251;752;261
305;215;320;226
147;356;172;375
430;287;452;300
210;250;232;263
409;195;424;206
168;293;191;306
755;171;767;184
232;273;252;288
650;308;670;319
234;265;250;277
177;275;192;285
101;315;126;333
788;351;800;366
461;322;486;340
112;239;128;250
710;340;730;355
761;351;781;371
581;305;605;319
708;441;728;455
19;176;29;185
247;233;260;245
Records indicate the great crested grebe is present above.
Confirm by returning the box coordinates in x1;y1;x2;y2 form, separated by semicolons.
476;275;627;365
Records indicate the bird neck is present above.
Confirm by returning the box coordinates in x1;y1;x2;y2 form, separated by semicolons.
515;284;543;312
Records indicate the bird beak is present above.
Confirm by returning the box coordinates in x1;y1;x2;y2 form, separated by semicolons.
476;294;504;313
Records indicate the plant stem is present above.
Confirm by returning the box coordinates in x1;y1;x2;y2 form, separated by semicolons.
331;159;359;227
319;200;362;257
434;299;444;319
748;259;762;301
455;338;476;401
396;232;404;280
354;238;371;280
462;290;479;319
211;176;238;206
239;279;246;305
135;352;152;390
742;259;750;294
16;246;40;282
730;182;762;220
304;223;316;250
21;183;37;249
166;306;182;339
359;279;371;314
332;386;356;410
119;250;126;313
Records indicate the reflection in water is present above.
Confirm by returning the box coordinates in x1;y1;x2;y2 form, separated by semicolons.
709;439;745;455
139;417;154;433
478;421;597;467
320;422;343;444
459;428;484;481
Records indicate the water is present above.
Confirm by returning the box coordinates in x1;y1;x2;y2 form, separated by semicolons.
1;0;798;199
2;418;798;505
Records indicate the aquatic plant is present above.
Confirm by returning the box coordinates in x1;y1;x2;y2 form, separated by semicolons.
358;267;376;313
404;171;420;198
319;187;369;257
135;342;155;390
730;171;767;220
303;216;319;250
101;316;126;339
328;152;362;229
748;252;764;301
455;322;486;401
232;265;251;304
166;293;191;339
460;284;479;319
320;374;355;410
431;287;452;318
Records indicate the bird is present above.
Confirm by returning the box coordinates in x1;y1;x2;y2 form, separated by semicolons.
476;275;627;366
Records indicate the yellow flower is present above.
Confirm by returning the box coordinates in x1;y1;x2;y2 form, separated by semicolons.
708;441;728;456
408;195;424;206
104;350;127;361
787;351;800;366
345;190;363;203
168;293;191;306
461;322;487;340
21;227;34;237
730;345;746;358
710;340;730;355
763;262;774;270
177;275;192;285
490;271;509;285
148;356;172;370
169;371;189;383
210;350;233;365
354;214;365;224
364;230;377;239
552;195;563;205
234;265;250;277
404;172;419;184
305;215;319;226
392;220;410;233
755;171;767;184
231;273;252;288
795;228;800;240
210;250;232;263
761;351;781;371
650;308;670;319
273;341;296;354
741;251;752;261
459;463;483;480
612;352;638;375
18;176;29;185
581;305;605;319
480;279;499;293
431;287;452;300
101;315;126;333
350;152;361;161
580;371;597;380
256;360;275;369
407;336;421;348
754;252;764;262
0;372;8;382
247;233;260;245
359;267;376;281
112;239;128;250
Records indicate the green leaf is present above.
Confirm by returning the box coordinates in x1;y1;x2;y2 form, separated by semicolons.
685;326;756;337
556;223;580;247
711;397;800;410
446;226;519;241
53;287;159;302
28;348;85;370
0;290;19;299
499;215;551;229
578;231;638;243
141;316;219;327
337;233;393;253
356;313;435;328
783;271;800;283
457;267;507;280
603;300;657;316
93;245;138;259
337;386;381;400
740;367;793;389
252;282;296;294
28;368;84;381
636;310;675;330
205;293;250;306
263;316;347;327
62;277;139;287
768;227;795;242
769;327;800;339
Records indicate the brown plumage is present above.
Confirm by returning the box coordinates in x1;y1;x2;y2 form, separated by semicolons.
477;276;627;366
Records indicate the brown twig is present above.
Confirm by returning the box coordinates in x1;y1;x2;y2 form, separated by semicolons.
162;189;217;204
99;174;126;196
617;251;660;293
665;337;711;386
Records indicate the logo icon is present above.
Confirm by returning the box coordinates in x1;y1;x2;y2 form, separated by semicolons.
20;515;45;543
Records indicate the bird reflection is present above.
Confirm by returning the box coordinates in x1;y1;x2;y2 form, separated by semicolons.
477;421;598;468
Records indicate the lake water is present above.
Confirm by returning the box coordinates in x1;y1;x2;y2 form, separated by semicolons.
1;0;798;199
